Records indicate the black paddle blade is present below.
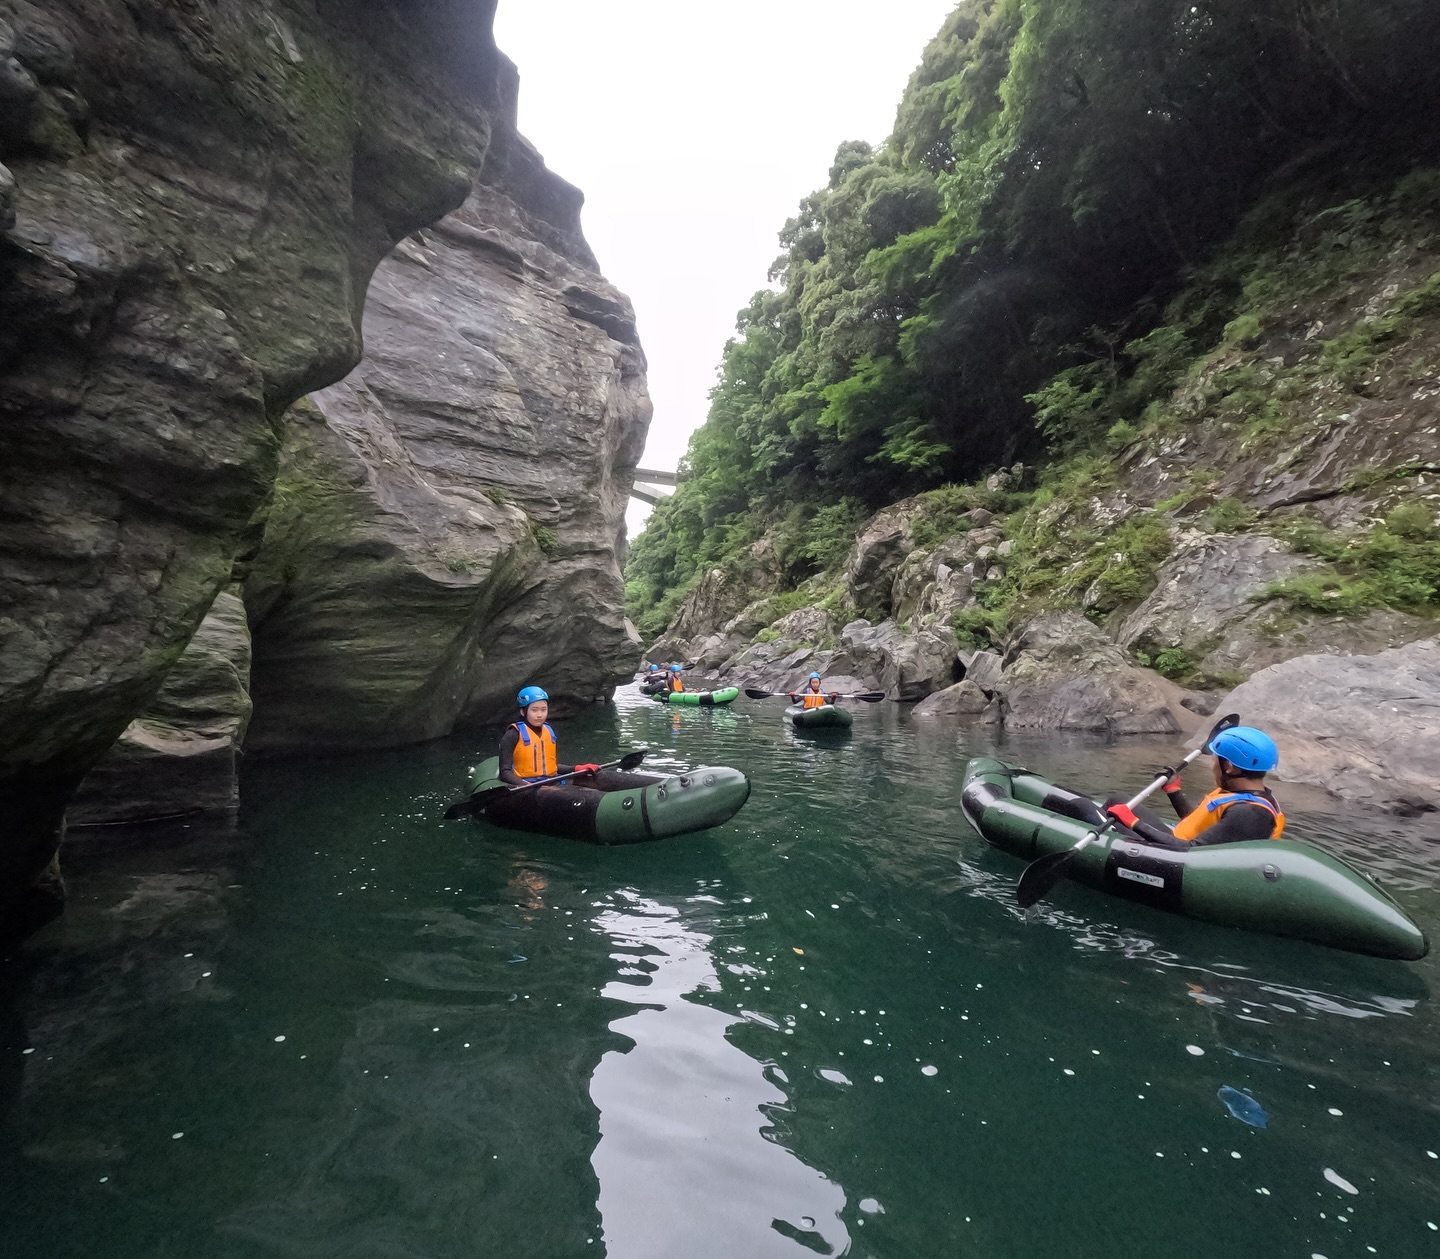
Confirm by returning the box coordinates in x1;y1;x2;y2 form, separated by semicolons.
744;688;773;700
443;781;508;818
1016;849;1078;908
852;692;887;703
618;750;648;771
1202;712;1241;752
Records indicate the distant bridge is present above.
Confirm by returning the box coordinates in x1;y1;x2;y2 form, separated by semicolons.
631;467;678;505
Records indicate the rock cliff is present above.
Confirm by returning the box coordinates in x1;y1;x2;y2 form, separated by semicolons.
0;0;647;938
244;138;647;751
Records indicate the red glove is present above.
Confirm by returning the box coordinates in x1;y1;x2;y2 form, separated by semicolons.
1105;803;1139;828
574;763;601;775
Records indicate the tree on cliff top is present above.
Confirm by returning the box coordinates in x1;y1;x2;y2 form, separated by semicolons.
626;0;1440;634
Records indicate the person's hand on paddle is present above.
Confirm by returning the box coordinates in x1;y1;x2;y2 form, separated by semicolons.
1104;802;1139;828
574;763;601;776
1154;765;1183;791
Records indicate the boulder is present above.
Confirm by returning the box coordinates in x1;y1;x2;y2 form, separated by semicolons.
830;618;959;702
961;649;1005;694
1003;611;1183;734
913;680;990;717
1212;637;1440;812
68;588;252;826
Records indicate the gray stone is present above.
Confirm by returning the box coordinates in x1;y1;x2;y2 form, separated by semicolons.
0;2;635;936
1118;532;1313;661
69;588;252;826
1210;637;1440;811
830;618;958;702
1199;606;1437;680
961;649;1005;694
0;160;13;232
913;680;990;717
245;167;648;749
1003;611;1183;734
767;605;835;645
845;499;920;616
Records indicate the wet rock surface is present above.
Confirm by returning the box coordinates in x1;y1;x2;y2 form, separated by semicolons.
69;589;252;826
1214;636;1440;811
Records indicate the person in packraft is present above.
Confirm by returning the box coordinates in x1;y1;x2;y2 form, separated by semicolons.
499;687;600;787
791;672;834;710
667;662;686;693
1107;726;1286;847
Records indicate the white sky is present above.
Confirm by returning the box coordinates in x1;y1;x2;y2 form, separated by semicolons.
493;0;960;535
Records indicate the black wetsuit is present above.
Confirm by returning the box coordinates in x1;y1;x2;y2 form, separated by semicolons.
498;725;575;787
1115;784;1281;849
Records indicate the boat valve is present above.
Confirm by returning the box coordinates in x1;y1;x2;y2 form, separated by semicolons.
1261;864;1281;882
679;776;692;788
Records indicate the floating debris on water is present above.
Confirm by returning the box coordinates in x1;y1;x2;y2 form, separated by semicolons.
1323;1168;1359;1195
1218;1086;1268;1128
921;1065;938;1076
858;1198;885;1215
1327;1108;1343;1117
1186;1045;1205;1056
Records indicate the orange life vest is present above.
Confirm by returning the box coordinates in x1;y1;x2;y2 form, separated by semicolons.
669;675;685;693
510;721;558;780
1172;788;1286;843
801;686;828;710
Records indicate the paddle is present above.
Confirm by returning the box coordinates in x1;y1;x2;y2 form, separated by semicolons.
744;687;887;703
443;750;649;820
1014;712;1241;909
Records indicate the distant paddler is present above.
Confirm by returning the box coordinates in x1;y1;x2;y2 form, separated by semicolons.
790;672;836;710
500;686;601;787
1104;725;1287;848
667;662;686;694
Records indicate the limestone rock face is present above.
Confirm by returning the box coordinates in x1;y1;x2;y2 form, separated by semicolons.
245;150;648;748
0;0;504;932
1118;533;1313;659
845;500;919;617
1004;612;1182;734
69;588;252;825
768;606;836;646
1213;637;1440;812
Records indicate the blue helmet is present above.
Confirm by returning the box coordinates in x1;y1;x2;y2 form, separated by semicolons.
809;672;822;680
517;685;549;708
1210;726;1279;773
647;663;660;671
669;662;683;672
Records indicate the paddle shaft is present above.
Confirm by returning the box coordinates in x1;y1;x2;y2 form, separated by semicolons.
1061;740;1211;858
444;750;647;818
1014;712;1241;908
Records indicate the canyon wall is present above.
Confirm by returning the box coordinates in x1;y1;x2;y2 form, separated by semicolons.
0;0;647;938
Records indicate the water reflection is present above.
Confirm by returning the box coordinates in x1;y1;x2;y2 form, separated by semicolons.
590;890;850;1258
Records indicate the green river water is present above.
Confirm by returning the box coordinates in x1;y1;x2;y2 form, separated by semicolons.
3;683;1438;1259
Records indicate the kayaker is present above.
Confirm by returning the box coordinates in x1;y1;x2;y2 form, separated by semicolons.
499;686;600;786
791;672;834;711
1107;726;1286;847
667;663;686;694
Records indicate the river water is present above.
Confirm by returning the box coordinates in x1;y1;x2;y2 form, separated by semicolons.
3;684;1438;1259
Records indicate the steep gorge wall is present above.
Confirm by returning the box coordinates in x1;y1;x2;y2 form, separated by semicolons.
244;131;647;750
0;0;645;938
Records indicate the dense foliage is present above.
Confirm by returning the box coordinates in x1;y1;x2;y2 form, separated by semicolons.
627;0;1440;636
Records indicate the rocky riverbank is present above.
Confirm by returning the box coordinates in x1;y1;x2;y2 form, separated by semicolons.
0;1;647;939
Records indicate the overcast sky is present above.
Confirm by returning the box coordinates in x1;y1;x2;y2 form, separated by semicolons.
492;0;959;533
